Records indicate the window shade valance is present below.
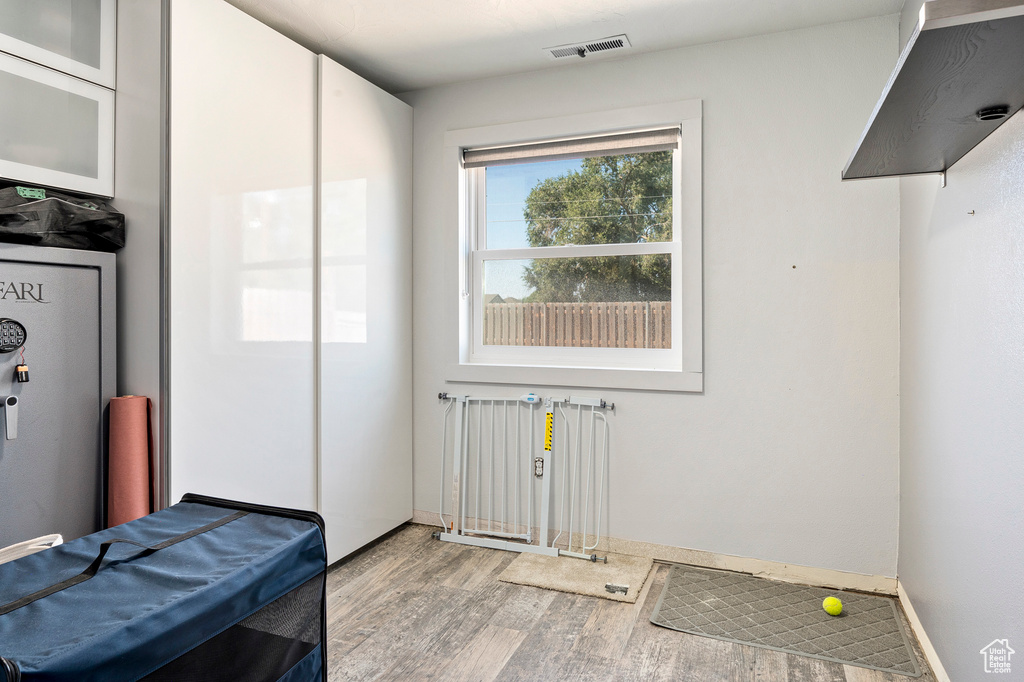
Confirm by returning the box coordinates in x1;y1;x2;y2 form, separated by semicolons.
462;127;681;168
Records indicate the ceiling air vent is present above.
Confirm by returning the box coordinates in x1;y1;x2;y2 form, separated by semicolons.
544;35;631;60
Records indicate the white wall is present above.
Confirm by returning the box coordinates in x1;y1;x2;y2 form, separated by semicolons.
114;0;164;504
404;15;902;577
895;2;1024;671
899;99;1024;679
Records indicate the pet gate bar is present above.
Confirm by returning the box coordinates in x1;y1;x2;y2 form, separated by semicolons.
551;396;611;562
435;392;613;562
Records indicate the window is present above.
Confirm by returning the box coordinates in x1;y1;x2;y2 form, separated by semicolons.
468;128;679;369
446;101;702;391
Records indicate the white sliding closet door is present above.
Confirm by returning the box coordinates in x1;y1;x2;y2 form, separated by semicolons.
319;56;412;562
169;0;317;510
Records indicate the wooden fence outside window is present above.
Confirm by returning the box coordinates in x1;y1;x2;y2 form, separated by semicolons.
483;301;671;349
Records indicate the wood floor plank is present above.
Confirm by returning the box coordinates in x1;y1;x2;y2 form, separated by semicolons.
377;583;473;649
571;597;645;662
327;533;468;657
493;592;598;681
570;555;657;664
487;584;557;631
340;563;511;671
786;654;847;682
754;649;790;681
672;629;752;681
614;631;681;682
328;578;420;659
375;651;448;681
334;585;471;679
327;555;406;625
437;625;528;682
328;536;497;678
615;629;678;674
417;579;517;655
327;524;435;586
614;564;688;681
552;648;626;682
440;542;514;592
327;527;453;627
330;642;418;682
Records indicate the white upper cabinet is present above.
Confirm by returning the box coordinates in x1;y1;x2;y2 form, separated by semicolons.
0;51;114;196
0;0;116;195
0;0;116;88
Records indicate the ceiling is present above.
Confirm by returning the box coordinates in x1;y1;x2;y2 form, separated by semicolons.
224;0;905;93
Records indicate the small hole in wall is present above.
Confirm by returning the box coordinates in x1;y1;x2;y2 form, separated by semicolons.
792;265;796;269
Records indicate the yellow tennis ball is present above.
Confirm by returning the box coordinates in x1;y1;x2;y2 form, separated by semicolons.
823;597;843;616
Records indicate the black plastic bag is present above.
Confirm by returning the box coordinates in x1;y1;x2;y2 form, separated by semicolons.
0;186;125;252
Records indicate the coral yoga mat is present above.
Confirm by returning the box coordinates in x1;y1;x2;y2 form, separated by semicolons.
107;395;153;527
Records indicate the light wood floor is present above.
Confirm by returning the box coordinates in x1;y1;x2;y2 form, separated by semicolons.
325;524;934;682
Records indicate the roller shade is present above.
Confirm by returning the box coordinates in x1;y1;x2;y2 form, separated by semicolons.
463;127;680;169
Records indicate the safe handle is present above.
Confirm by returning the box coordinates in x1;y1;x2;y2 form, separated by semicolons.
3;395;18;439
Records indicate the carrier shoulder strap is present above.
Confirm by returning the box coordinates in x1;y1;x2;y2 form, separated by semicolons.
0;511;247;617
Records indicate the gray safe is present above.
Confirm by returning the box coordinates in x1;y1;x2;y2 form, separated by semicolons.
0;244;115;548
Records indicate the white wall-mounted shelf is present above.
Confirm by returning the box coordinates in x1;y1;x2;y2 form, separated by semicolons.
842;0;1024;180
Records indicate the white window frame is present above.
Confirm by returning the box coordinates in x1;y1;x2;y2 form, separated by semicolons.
444;100;703;392
467;160;682;370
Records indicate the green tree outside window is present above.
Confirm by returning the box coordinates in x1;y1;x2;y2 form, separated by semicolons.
521;151;673;303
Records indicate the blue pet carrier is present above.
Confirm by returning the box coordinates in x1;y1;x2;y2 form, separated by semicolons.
0;494;327;682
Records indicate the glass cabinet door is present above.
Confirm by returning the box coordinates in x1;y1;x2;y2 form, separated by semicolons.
0;52;114;196
0;0;116;88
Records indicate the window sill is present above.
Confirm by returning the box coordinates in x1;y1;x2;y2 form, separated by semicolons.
446;361;702;393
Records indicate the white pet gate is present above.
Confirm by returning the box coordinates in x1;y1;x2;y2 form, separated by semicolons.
435;393;613;562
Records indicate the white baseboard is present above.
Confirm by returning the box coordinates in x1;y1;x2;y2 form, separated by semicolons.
897;580;951;682
410;509;896;595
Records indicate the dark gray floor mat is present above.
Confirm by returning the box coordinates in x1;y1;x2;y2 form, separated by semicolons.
650;564;921;677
